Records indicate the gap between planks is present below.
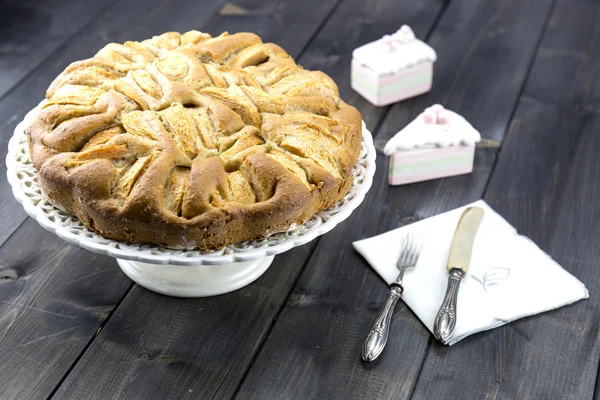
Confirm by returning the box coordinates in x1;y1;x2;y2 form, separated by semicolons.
0;0;121;105
226;0;351;393
231;0;454;397
232;0;567;397
478;0;558;201
407;0;559;398
38;0;347;397
45;282;136;400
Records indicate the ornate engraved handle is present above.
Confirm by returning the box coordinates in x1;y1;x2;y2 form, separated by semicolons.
433;269;464;343
362;285;402;361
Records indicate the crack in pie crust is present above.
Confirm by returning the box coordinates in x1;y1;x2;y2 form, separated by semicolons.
25;30;362;250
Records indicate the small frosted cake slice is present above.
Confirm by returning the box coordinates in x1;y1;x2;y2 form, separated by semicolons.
351;25;436;106
384;105;481;185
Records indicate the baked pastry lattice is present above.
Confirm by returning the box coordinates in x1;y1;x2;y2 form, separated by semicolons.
25;30;362;249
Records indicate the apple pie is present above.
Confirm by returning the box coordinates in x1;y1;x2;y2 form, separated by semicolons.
25;30;362;249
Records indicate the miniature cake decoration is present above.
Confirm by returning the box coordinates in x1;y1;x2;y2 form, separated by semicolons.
351;25;437;106
384;104;481;185
384;104;481;153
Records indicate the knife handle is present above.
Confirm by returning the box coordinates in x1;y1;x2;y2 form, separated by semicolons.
433;269;464;343
362;285;402;362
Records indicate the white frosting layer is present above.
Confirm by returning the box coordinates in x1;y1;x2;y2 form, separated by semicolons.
352;26;437;76
384;105;481;155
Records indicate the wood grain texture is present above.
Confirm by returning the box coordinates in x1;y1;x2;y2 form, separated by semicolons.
0;0;115;99
2;0;599;399
413;1;600;398
0;0;228;247
52;243;318;400
0;0;229;398
48;0;353;398
234;0;556;399
0;220;131;399
293;0;446;129
206;0;339;57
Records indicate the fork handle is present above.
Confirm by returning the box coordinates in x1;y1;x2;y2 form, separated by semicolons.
362;285;403;362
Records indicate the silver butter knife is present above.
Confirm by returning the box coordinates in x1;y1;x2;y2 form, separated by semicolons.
362;232;423;362
433;206;484;344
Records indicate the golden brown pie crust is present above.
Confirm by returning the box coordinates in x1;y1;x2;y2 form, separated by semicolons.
25;30;362;249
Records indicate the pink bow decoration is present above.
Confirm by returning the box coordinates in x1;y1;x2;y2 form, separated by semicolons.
397;25;415;42
380;35;395;52
423;104;450;125
379;25;416;52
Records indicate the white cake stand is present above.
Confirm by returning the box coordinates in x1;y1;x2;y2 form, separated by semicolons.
6;106;376;297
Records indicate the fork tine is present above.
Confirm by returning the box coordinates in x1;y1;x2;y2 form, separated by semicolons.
403;232;416;265
398;233;412;265
408;233;419;266
397;232;415;268
416;233;424;259
398;232;423;268
411;233;424;266
409;233;421;265
407;233;417;264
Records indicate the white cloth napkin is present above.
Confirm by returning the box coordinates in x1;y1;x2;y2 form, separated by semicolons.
353;200;588;345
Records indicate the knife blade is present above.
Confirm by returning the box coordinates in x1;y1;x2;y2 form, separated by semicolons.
433;206;484;343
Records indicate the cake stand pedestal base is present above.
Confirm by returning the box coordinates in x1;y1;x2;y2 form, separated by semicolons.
117;256;275;297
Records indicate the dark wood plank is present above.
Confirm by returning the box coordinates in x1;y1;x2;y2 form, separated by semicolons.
47;0;372;398
413;0;600;398
0;0;228;247
0;220;131;399
204;0;335;58
53;244;320;400
293;0;445;130
0;0;230;398
47;1;448;398
234;0;556;398
0;0;115;99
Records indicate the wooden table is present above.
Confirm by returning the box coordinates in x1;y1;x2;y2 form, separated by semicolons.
1;0;598;398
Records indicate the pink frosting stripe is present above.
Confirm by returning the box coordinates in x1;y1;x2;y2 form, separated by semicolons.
378;63;433;85
388;164;473;185
366;83;432;106
391;145;475;164
351;60;434;106
351;61;433;85
388;146;476;185
351;76;432;106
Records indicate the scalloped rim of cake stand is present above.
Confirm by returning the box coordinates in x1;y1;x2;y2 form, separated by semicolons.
6;105;376;267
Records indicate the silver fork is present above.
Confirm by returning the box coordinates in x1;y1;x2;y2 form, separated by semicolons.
361;232;424;362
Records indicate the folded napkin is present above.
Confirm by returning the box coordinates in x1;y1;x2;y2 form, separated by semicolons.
353;200;588;345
